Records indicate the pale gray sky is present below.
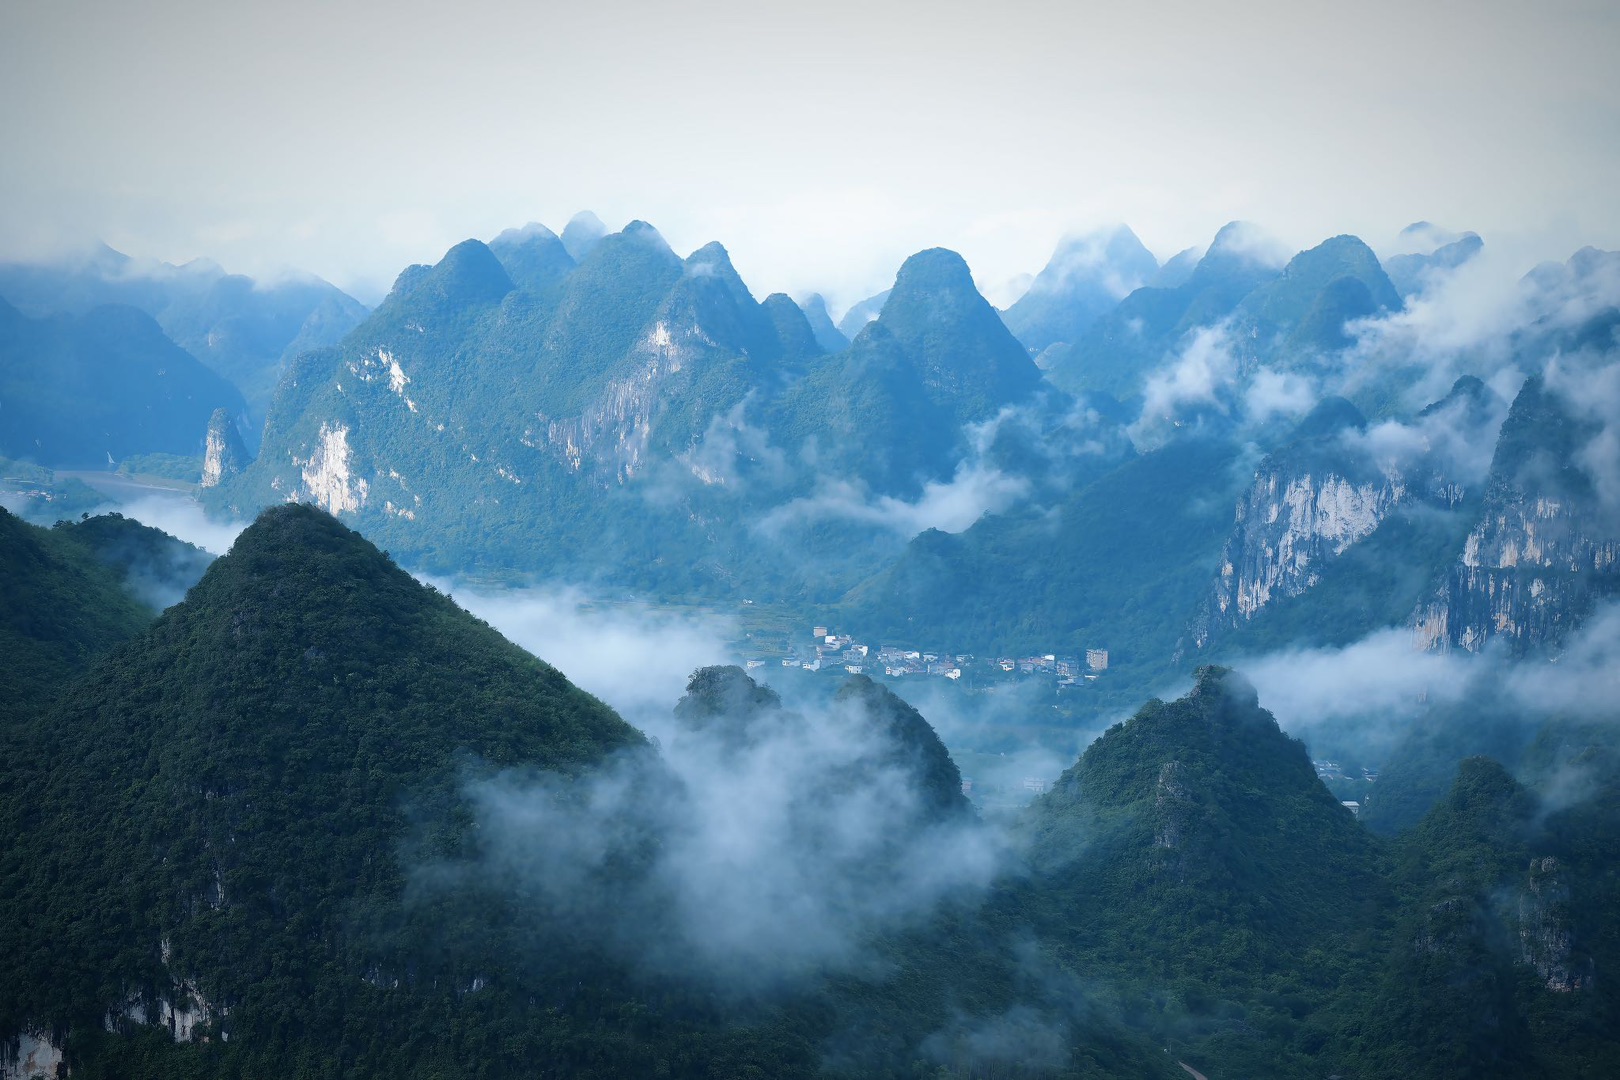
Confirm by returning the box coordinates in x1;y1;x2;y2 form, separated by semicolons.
3;0;1618;309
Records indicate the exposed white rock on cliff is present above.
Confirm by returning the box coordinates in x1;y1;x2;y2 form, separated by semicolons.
296;423;369;515
1228;470;1404;620
1;1032;65;1080
95;942;226;1046
1152;760;1192;852
541;319;710;483
201;408;249;488
1412;497;1620;652
158;983;214;1043
107;987;217;1044
1190;457;1419;651
1190;381;1509;653
1411;375;1620;654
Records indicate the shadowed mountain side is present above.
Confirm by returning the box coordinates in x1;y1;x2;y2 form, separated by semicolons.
488;222;576;291
0;297;246;468
1228;234;1402;363
0;245;369;427
842;437;1246;694
770;248;1043;495
798;292;849;353
0;508;157;728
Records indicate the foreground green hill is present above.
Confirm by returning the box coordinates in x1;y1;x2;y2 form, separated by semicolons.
1015;667;1390;1075
0;507;208;729
1011;667;1620;1078
0;504;662;1076
0;508;156;729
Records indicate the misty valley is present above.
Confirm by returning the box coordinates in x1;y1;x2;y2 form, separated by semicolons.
4;212;1620;1080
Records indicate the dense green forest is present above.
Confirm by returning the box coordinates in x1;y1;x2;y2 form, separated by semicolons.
2;505;1618;1077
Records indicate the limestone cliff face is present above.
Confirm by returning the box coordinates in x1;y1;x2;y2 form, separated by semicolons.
1411;376;1619;654
525;238;799;487
1188;393;1483;651
0;1032;64;1079
295;422;369;516
200;407;249;488
217;227;815;536
1411;495;1619;652
1517;856;1594;992
1206;465;1409;634
540;315;710;484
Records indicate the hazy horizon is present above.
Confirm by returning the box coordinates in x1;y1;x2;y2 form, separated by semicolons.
4;0;1619;309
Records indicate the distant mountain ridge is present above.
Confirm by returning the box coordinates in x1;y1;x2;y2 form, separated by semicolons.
0;296;246;468
177;213;1620;706
1001;224;1160;356
0;244;368;429
207;223;1048;591
1042;220;1286;399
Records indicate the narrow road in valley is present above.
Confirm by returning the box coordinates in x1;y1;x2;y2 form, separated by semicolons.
57;470;198;499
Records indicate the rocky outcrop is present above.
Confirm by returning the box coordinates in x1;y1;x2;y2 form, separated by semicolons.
1152;761;1192;852
200;408;249;488
295;423;368;515
1517;856;1594;992
542;317;703;483
1412;496;1619;652
1412;375;1619;653
1209;466;1406;632
1;1032;65;1079
1189;392;1489;650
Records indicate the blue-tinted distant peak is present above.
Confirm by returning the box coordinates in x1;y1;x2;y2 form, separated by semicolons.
493;221;561;244
1149;245;1204;288
680;241;760;311
892;247;978;294
489;222;574;290
560;211;608;261
1205;221;1290;268
417;239;514;305
619;219;672;254
798;292;848;352
685;240;736;274
1394;221;1476;255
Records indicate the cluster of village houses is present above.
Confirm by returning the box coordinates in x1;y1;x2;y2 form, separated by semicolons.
744;626;1109;686
1313;759;1380;816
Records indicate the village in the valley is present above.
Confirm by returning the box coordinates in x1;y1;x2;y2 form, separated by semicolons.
742;624;1111;689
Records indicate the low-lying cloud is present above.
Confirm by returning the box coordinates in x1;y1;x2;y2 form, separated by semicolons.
430;673;1004;990
1240;601;1620;751
1134;323;1238;432
757;462;1030;538
1242;366;1318;424
117;492;249;556
1337;371;1517;490
440;583;736;724
675;395;790;491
